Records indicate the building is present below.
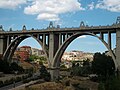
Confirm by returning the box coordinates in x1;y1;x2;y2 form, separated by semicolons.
31;48;45;56
13;50;30;62
61;50;94;68
13;46;32;62
13;45;48;66
19;46;32;55
62;50;93;62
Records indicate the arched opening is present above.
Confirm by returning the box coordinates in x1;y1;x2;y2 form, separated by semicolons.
53;32;117;70
2;35;50;76
66;35;107;53
60;35;107;69
3;35;48;67
11;37;48;73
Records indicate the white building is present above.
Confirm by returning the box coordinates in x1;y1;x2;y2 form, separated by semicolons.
31;48;45;56
62;50;93;62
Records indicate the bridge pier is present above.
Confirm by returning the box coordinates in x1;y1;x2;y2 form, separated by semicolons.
48;32;60;81
0;36;4;58
48;67;60;81
116;29;120;71
1;19;120;80
0;35;7;59
48;33;54;67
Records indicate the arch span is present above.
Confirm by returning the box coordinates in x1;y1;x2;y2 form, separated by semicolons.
3;35;48;62
53;32;117;69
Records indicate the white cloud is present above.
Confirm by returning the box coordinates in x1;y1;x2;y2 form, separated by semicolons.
0;0;27;9
88;2;95;10
24;0;85;21
37;13;59;21
96;0;120;12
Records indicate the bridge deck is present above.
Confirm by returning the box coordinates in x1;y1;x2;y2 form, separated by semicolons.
0;25;120;35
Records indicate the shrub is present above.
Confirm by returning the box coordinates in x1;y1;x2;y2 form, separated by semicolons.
16;77;22;82
0;81;3;87
104;76;120;90
98;82;105;90
39;65;51;81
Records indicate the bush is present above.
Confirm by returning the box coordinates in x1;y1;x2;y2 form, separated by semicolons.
65;80;70;86
22;78;31;83
15;77;22;82
98;82;105;90
0;60;11;74
39;65;51;81
0;81;3;87
71;66;82;76
4;79;13;86
44;72;51;81
10;62;24;73
92;53;115;78
0;61;24;74
90;76;98;82
104;76;120;90
22;75;28;80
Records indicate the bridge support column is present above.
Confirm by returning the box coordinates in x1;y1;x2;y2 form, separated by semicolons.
0;36;4;59
59;33;62;47
0;35;7;59
7;36;11;47
48;67;60;81
48;32;60;81
108;32;111;49
100;32;104;40
116;30;120;71
42;34;46;50
48;33;54;66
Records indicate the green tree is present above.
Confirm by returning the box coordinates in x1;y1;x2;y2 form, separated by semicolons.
27;55;36;62
71;59;92;76
82;59;92;76
71;66;82;76
27;55;47;64
10;62;24;73
92;53;115;78
72;62;76;68
105;76;120;90
0;60;11;74
83;59;90;67
39;65;51;81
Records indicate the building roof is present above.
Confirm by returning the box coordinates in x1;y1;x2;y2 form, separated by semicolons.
20;46;31;48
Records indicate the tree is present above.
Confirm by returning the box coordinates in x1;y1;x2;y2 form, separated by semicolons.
0;60;11;74
81;59;92;76
39;65;51;81
83;59;90;67
10;62;24;73
27;55;36;62
71;59;92;76
104;76;120;90
27;55;47;64
92;53;115;78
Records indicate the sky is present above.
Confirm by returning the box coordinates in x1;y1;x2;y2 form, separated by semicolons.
0;0;120;53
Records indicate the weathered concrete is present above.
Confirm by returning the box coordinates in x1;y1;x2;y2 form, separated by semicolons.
48;67;60;81
0;35;4;56
116;29;120;71
48;33;54;67
1;19;120;80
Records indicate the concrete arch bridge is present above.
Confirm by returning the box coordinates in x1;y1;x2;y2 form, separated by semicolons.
0;17;120;79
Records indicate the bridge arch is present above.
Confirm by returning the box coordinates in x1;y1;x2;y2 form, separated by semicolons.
53;32;117;69
3;35;48;63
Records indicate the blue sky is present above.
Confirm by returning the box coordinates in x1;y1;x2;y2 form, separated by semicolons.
0;0;119;53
